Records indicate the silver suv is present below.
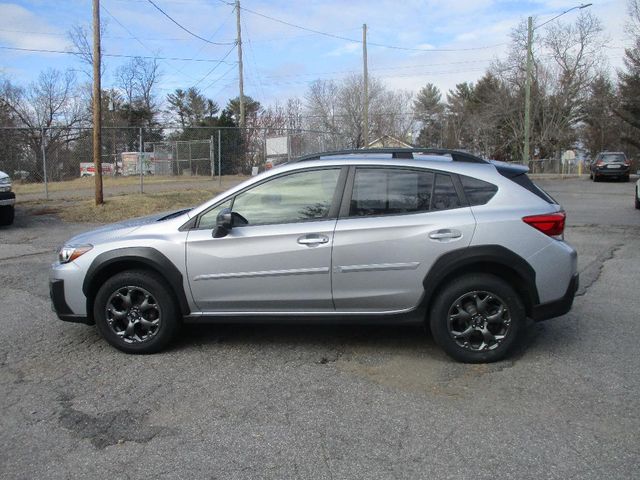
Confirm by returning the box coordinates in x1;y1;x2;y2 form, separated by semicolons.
50;149;578;362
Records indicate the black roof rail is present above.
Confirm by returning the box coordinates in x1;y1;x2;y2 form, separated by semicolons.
289;148;489;164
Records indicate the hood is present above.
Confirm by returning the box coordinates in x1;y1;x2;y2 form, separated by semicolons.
64;209;190;246
0;171;9;181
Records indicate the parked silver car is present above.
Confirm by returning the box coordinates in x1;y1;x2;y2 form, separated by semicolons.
50;149;578;362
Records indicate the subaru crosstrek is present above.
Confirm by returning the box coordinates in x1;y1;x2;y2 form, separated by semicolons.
50;149;578;363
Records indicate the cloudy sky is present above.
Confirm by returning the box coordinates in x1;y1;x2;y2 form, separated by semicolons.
0;0;631;107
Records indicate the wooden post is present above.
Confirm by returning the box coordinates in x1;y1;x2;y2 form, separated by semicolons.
236;0;245;129
92;0;103;205
362;23;369;148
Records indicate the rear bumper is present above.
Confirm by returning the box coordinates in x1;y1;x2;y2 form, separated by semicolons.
594;167;629;176
531;274;579;322
0;191;15;207
49;279;92;324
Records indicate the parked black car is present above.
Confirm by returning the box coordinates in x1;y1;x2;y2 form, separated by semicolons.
590;152;630;182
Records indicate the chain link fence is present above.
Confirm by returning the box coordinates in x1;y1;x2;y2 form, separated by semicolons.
0;126;354;201
0;126;594;203
527;158;585;175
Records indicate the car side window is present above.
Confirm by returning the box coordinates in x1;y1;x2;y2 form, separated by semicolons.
349;168;434;216
198;199;232;230
432;173;462;211
460;175;498;206
231;168;341;226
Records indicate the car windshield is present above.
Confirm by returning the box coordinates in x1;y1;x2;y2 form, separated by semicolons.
600;153;626;163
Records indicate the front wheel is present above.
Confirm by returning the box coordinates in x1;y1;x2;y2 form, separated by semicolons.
94;270;181;353
429;274;526;363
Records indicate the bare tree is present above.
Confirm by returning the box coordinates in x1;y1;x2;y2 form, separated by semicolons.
305;79;340;136
627;0;640;38
489;12;606;161
115;57;161;128
0;70;85;180
67;23;107;78
370;89;415;144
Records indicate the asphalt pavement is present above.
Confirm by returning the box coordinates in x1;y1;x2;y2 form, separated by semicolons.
0;176;638;479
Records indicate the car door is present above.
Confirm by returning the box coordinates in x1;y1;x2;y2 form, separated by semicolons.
186;167;346;313
331;167;476;312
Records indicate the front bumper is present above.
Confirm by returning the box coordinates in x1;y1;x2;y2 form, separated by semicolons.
49;279;92;324
0;191;15;207
531;273;579;321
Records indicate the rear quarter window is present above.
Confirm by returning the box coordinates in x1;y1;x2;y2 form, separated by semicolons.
459;175;498;206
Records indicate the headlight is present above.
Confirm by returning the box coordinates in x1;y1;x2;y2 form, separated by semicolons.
58;244;93;264
0;177;10;192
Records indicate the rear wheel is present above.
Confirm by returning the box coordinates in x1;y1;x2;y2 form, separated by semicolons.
0;206;14;226
94;270;180;353
429;274;526;363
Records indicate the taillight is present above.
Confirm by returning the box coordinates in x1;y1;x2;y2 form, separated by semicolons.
522;212;566;238
596;161;603;166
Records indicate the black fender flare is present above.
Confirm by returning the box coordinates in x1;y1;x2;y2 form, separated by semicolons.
421;244;539;313
82;247;191;316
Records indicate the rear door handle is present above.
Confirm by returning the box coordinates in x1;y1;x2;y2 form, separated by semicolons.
297;234;330;246
429;229;462;241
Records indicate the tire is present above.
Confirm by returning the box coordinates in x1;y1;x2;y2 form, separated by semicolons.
589;172;593;180
429;274;526;363
93;270;181;354
624;175;630;182
0;206;15;226
593;174;599;182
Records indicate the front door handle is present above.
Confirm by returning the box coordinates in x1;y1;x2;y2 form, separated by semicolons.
297;234;330;246
429;229;462;241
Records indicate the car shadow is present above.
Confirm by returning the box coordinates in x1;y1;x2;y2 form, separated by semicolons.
175;322;432;353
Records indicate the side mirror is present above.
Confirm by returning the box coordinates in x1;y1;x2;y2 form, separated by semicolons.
213;208;233;238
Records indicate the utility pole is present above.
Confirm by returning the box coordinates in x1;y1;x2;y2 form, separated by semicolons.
523;16;533;165
92;0;103;205
523;4;592;164
362;23;369;148
236;0;245;129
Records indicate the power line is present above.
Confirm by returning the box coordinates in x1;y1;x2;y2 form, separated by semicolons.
258;58;497;80
192;44;237;88
146;0;235;45
102;3;197;82
0;45;236;63
0;27;212;42
202;63;237;91
242;18;267;101
239;5;507;52
190;6;236;58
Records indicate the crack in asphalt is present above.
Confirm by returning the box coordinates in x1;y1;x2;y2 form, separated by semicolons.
0;250;53;262
576;244;622;297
